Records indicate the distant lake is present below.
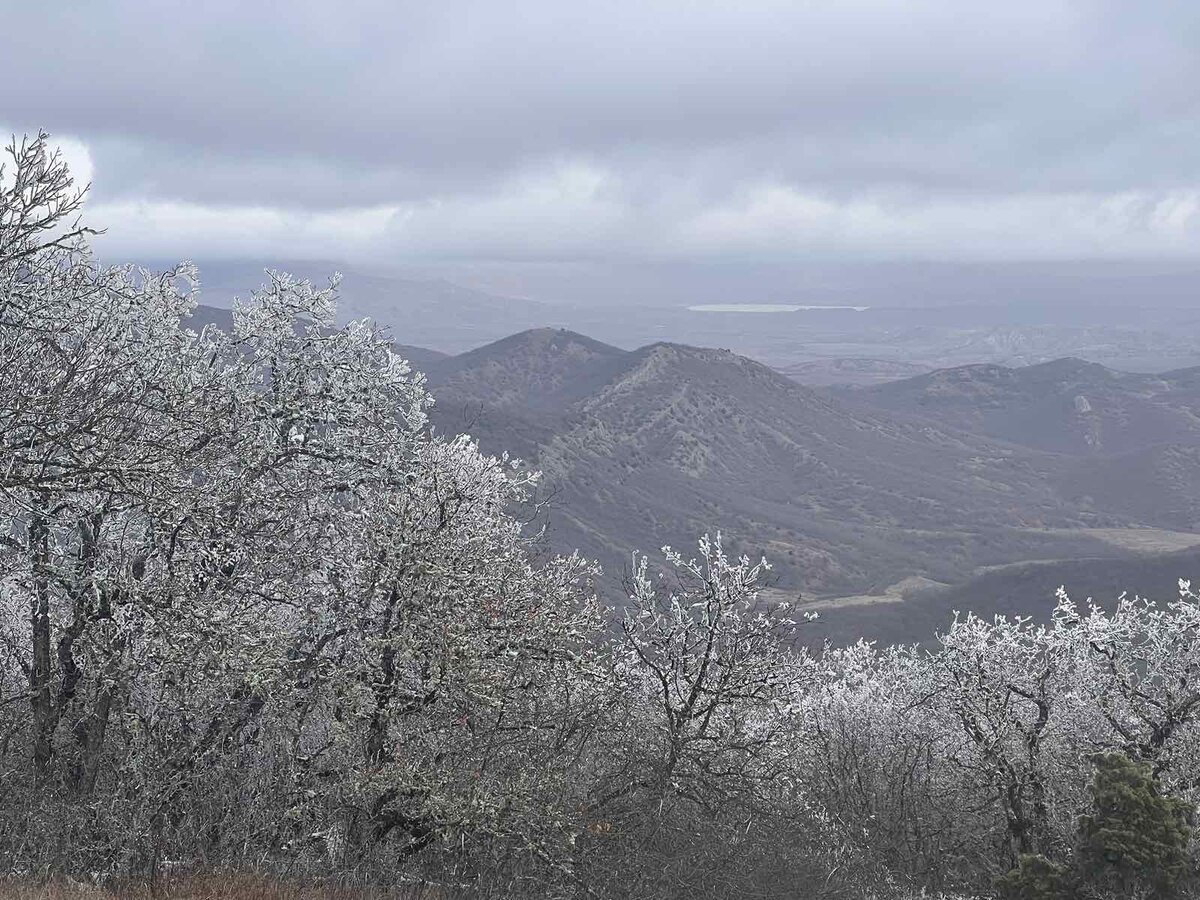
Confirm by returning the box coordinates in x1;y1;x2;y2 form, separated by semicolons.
688;303;870;312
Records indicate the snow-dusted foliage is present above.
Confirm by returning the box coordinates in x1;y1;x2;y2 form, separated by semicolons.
3;132;1200;899
794;584;1200;897
574;537;816;897
0;133;607;889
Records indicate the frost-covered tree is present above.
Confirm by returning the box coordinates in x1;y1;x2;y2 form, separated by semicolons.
0;133;213;803
791;585;1200;897
619;536;802;806
577;535;813;898
1064;583;1200;781
0;135;607;889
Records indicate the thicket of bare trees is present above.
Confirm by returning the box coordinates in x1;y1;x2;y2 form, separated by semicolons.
2;133;1200;899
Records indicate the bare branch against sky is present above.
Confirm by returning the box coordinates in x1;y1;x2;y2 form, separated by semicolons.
3;1;1199;267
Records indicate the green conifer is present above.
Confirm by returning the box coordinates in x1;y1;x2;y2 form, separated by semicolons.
1079;752;1192;896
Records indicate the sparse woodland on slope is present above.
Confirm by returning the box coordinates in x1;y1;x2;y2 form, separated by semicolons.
6;132;1200;900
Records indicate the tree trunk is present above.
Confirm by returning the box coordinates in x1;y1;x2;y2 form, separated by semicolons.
28;496;54;781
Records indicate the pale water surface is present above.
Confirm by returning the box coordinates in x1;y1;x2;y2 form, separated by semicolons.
688;303;870;312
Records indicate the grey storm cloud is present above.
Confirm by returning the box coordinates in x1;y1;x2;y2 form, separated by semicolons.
3;0;1200;263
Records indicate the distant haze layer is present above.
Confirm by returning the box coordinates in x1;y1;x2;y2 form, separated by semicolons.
181;260;1200;373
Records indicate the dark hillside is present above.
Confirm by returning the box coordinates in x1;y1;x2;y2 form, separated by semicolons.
854;357;1200;454
800;545;1200;649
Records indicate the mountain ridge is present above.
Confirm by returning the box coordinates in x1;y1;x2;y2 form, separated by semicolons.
851;355;1200;455
423;329;1196;597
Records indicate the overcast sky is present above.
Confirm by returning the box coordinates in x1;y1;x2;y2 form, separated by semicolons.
4;1;1200;268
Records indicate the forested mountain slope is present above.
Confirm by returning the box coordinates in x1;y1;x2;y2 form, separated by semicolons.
423;329;1199;597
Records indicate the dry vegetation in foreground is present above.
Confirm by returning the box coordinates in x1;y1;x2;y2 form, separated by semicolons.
0;877;443;900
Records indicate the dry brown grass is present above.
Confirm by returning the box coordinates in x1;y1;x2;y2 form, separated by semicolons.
0;876;444;900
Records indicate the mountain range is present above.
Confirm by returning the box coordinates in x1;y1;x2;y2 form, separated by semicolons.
422;328;1200;605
